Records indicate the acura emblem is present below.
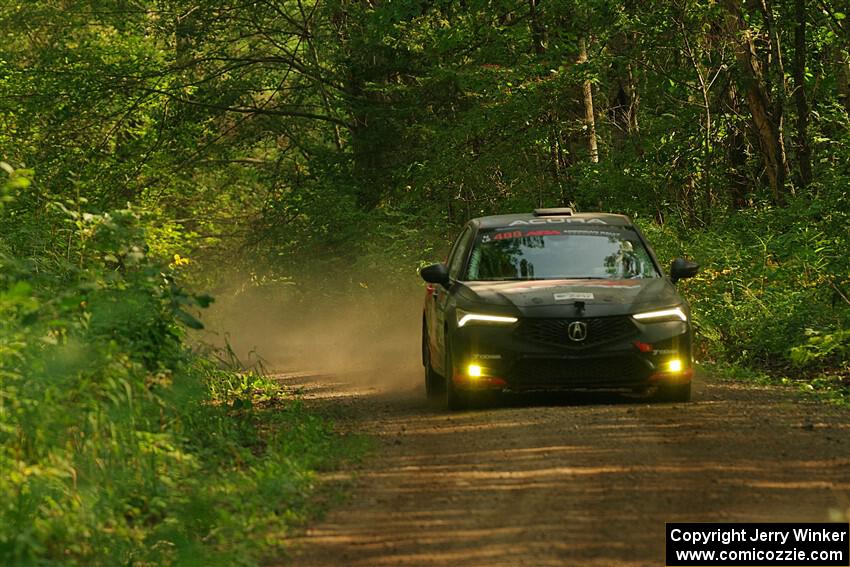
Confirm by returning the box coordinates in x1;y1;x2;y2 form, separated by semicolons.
568;321;588;342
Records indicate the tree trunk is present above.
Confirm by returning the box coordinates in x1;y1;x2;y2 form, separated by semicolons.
577;36;599;163
792;0;812;187
723;79;751;209
626;62;639;135
827;1;850;114
299;0;343;152
607;30;639;146
754;0;792;194
175;7;195;69
839;55;850;115
331;1;398;211
529;0;546;55
548;116;561;183
723;0;788;203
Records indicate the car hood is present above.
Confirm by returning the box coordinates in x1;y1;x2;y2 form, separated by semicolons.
457;278;683;317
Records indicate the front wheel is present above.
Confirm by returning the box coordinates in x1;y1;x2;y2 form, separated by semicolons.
422;329;444;400
446;376;470;411
655;382;691;403
445;341;469;411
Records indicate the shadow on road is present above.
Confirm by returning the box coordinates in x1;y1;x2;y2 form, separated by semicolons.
278;373;850;567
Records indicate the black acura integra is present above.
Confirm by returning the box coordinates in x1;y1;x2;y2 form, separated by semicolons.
420;208;699;410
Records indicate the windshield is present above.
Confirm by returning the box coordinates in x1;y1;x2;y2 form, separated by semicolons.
464;227;660;281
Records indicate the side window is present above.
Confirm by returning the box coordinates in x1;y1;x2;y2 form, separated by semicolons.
447;226;473;280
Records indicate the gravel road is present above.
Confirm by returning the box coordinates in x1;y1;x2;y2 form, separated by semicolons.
280;373;850;566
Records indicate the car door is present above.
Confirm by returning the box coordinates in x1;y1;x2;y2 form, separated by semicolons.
432;224;475;376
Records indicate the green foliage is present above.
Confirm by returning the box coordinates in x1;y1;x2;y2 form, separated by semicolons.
639;188;850;379
0;162;31;208
2;1;850;560
790;329;850;366
0;166;360;566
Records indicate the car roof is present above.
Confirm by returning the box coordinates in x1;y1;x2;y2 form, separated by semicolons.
471;212;633;229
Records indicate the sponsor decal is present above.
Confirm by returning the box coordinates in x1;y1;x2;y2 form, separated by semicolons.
469;279;643;292
490;229;562;240
578;281;642;288
554;292;594;300
493;230;521;240
561;229;620;238
508;218;608;226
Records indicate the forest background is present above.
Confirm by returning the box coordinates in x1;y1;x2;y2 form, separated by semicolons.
1;0;849;564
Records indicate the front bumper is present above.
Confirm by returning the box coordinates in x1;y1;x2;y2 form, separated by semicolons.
449;316;693;393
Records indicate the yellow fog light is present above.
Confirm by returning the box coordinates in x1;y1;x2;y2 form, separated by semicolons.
467;364;483;378
667;359;683;373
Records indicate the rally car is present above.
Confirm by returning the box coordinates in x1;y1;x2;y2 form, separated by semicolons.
419;208;699;410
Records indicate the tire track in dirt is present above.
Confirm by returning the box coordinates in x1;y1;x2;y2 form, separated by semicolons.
278;374;850;566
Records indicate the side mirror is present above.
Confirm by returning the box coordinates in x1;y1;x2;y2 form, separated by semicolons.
670;258;699;283
420;263;451;287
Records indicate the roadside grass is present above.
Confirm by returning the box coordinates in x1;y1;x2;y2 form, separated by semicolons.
176;363;371;567
636;202;849;411
703;360;850;407
1;356;369;567
0;193;370;566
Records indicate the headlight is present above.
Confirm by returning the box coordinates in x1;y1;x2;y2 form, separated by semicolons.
456;309;518;328
632;306;687;323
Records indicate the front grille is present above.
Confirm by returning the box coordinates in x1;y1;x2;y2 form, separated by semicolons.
515;316;636;349
510;355;649;389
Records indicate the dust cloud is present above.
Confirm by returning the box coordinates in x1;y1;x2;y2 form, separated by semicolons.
196;279;425;391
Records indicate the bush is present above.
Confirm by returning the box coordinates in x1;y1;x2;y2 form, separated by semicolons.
638;189;850;376
0;166;359;566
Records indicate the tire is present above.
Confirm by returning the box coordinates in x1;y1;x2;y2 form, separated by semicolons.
422;327;444;400
445;341;469;411
656;382;691;403
446;377;470;411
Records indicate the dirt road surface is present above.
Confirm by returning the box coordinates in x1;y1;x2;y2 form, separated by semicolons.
280;373;850;566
